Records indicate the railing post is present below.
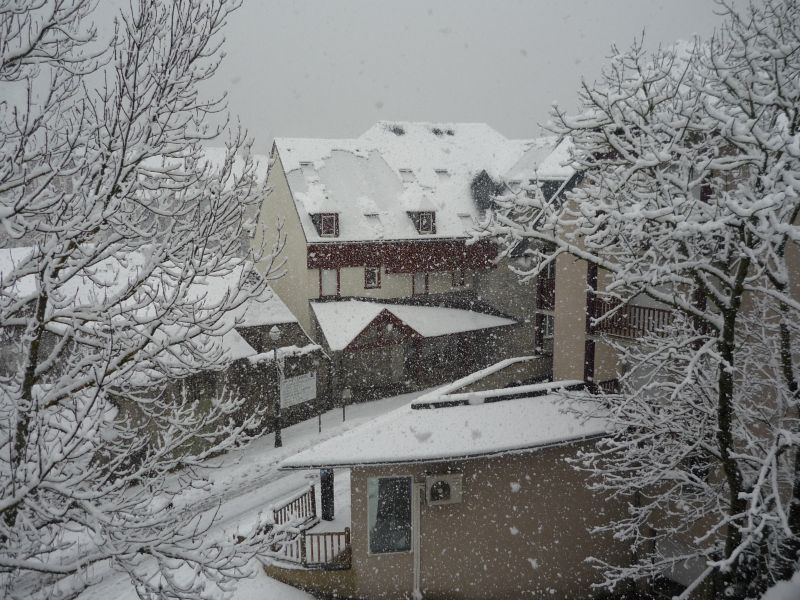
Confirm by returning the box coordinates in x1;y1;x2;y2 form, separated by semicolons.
344;526;351;547
310;485;317;519
300;530;307;567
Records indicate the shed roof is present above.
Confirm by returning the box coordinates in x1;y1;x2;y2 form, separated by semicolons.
281;392;607;469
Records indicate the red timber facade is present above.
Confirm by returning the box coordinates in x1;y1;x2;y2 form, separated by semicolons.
306;239;497;273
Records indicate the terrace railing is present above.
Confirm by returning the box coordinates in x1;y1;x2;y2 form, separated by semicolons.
272;485;317;526
587;296;673;339
278;528;352;569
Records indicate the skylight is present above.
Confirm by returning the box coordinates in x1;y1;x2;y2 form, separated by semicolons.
399;169;415;183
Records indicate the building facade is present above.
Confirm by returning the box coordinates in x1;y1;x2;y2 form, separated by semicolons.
255;122;577;398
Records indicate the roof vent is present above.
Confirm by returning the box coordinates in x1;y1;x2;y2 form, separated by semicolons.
387;124;405;136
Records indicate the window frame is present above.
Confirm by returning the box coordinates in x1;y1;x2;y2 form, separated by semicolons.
319;268;340;298
319;213;339;237
364;266;381;289
452;268;466;288
412;272;429;296
417;211;434;234
367;476;413;556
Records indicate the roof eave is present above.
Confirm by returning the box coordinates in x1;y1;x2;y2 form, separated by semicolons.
279;432;607;471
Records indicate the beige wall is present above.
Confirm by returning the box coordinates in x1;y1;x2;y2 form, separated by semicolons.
346;443;630;600
553;253;588;381
255;153;319;333
337;267;478;300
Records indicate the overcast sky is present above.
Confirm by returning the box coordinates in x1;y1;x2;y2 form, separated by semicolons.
209;0;723;153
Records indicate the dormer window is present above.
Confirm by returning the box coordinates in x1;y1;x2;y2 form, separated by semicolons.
435;169;450;182
407;211;435;234
311;213;339;237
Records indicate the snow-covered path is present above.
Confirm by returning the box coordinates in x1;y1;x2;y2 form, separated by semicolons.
68;389;425;600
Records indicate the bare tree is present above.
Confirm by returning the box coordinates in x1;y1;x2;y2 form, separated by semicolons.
0;1;283;598
487;1;800;597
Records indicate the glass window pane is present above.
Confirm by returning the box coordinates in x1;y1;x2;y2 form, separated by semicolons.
368;477;412;554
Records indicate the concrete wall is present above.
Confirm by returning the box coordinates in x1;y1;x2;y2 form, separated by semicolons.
344;444;630;600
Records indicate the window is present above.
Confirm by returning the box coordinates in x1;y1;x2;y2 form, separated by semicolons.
320;268;339;297
368;477;412;554
418;211;434;234
408;211;436;234
412;272;428;296
543;314;554;338
435;169;450;182
365;266;381;289
319;213;339;237
535;314;555;355
452;268;465;287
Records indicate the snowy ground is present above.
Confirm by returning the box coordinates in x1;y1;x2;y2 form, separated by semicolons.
67;389;427;600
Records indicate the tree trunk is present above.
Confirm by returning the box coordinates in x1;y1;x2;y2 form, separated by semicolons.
4;288;48;529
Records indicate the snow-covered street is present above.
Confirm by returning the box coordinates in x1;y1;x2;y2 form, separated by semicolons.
73;390;425;600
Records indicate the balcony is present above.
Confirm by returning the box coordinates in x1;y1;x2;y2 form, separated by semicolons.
587;296;673;339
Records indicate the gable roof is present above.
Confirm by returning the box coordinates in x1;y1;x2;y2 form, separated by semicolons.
273;122;566;243
310;299;516;351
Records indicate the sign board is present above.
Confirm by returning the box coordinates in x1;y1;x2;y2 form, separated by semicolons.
280;372;316;408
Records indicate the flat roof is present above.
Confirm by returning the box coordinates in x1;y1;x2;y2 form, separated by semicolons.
281;393;607;470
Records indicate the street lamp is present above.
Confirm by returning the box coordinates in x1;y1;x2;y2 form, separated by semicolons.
270;325;282;448
341;386;352;422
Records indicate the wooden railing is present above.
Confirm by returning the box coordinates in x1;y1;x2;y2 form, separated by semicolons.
587;297;673;339
278;527;351;569
272;486;316;526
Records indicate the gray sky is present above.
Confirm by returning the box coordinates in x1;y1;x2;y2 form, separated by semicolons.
211;0;722;152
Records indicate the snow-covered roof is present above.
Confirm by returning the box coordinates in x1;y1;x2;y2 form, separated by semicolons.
504;136;575;181
273;122;566;243
310;300;516;351
281;393;607;469
221;328;257;361
0;247;295;328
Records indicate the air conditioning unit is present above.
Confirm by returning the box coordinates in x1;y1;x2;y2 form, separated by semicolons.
425;473;463;506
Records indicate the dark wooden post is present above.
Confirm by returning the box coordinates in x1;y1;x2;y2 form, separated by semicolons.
300;531;307;566
309;485;317;519
320;468;335;521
